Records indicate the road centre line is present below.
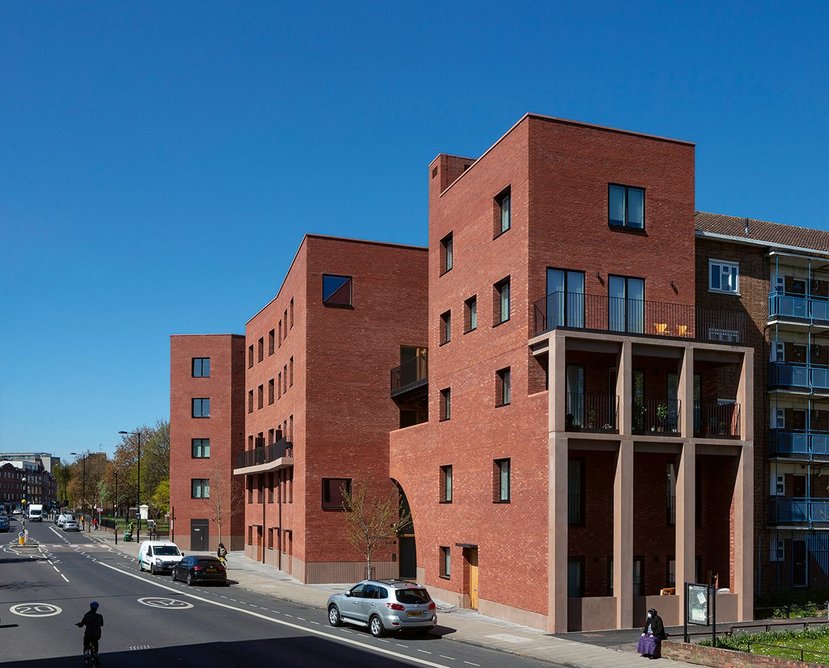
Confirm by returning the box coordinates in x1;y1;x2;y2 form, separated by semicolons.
96;561;451;668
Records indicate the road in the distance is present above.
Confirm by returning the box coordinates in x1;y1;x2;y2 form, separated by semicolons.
2;520;557;668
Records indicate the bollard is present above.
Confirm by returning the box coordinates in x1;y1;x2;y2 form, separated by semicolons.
18;531;25;545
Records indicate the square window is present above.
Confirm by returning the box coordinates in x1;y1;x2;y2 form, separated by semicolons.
464;296;477;333
322;478;351;510
440;546;451;578
323;274;353;307
440;465;453;503
496;187;511;236
192;357;210;378
494;277;511;325
192;398;210;418
440;388;451;421
496;367;511;407
191;438;210;458
269;330;275;355
494;458;510;502
440;233;453;274
709;259;740;294
608;184;645;230
191;478;210;499
440;310;451;345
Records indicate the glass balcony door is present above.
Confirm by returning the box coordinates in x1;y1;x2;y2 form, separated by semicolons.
609;276;644;334
547;268;584;329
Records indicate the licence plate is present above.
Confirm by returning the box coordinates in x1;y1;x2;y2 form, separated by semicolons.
407;611;423;617
205;568;216;573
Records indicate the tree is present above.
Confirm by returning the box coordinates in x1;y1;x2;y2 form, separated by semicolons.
150;479;170;517
109;420;169;519
341;481;411;580
206;457;241;547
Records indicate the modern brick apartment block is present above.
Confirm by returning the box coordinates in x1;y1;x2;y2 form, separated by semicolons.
234;235;428;583
170;334;246;551
696;213;829;595
390;115;755;632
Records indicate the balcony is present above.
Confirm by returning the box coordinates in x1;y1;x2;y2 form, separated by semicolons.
769;291;829;326
391;351;428;397
768;363;829;393
632;399;680;435
235;438;292;471
565;393;618;433
769;429;829;458
533;292;746;343
693;401;741;439
768;497;829;526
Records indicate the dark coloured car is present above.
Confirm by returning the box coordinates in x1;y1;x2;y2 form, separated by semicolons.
171;555;227;586
0;515;9;532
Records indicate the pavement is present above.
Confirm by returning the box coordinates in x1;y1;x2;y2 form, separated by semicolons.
58;527;702;668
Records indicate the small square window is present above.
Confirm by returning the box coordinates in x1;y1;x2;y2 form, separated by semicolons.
464;296;477;333
440;546;451;578
191;478;210;499
608;184;645;230
322;478;351;510
495;187;511;236
191;438;210;458
440;311;451;345
440;465;453;503
192;357;210;378
496;367;511;407
494;277;511;325
440;388;451;421
709;259;740;294
192;398;210;418
323;274;353;307
440;233;453;275
494;458;510;502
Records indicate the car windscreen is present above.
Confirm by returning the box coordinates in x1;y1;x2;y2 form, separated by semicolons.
154;546;181;556
395;588;431;605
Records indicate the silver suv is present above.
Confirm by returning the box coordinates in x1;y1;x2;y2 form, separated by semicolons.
327;579;437;637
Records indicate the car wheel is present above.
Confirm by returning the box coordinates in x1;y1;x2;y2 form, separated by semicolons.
171;570;177;581
369;615;385;638
138;560;144;572
150;563;156;575
185;572;193;586
328;605;342;627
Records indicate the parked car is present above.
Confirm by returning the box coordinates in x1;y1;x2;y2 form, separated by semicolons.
62;519;80;531
327;579;437;637
171;555;227;586
0;515;9;532
57;513;75;528
138;541;184;574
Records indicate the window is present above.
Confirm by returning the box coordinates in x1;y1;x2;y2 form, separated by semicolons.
769;539;785;562
268;379;275;405
268;528;274;548
440;465;453;503
496;187;511;236
191;479;210;499
464;296;477;332
608;184;645;229
440;546;451;578
494;458;511;502
258;384;264;409
440;233;453;274
191;439;210;458
709;259;740;294
568;459;584;525
666;462;677;525
269;329;275;355
494;277;511;325
290;298;294;329
283;309;288;337
322;478;351;510
633;556;645;596
248;390;254;413
283;364;288;392
496;367;511;406
289;356;294;386
323;274;352;307
568;557;584;597
192;357;210;378
289;414;294;441
547;268;585;329
608;275;644;333
439;388;451;421
278;320;282;347
248;345;254;368
192;398;210;418
258;337;264;362
440;311;451;345
771;473;785;496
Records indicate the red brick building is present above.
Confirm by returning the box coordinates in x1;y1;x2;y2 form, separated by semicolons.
170;334;246;551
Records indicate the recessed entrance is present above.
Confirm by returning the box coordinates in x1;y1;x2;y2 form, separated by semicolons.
463;547;479;610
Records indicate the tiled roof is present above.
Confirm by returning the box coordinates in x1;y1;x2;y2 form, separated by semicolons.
695;211;829;253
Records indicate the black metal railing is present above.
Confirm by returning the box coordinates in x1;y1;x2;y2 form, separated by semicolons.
236;438;293;469
564;393;618;433
532;291;746;343
693;401;741;438
391;350;428;395
632;399;681;435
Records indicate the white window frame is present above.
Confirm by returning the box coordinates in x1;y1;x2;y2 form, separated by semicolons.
771;408;785;430
709;259;740;295
770;472;785;496
769;539;785;563
770;341;785;363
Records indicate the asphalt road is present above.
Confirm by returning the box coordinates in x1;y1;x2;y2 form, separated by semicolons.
1;519;554;668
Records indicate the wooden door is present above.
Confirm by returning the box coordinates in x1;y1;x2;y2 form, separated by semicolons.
466;548;479;610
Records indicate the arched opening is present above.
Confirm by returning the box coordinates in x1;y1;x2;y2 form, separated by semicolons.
392;479;417;579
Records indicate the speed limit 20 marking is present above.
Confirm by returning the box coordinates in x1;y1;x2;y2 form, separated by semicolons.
137;597;193;610
10;603;63;617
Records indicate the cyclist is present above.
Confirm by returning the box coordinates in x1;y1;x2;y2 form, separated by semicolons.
76;601;104;664
217;542;228;566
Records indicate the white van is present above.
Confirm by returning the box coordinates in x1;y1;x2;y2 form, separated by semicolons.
138;540;184;574
28;504;43;522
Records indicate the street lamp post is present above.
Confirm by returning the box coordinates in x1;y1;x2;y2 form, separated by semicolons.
114;470;119;545
119;430;142;542
70;452;87;530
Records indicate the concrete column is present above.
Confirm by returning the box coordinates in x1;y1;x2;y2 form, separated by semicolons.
737;349;755;442
616;340;633;436
735;349;755;620
675;441;696;616
614;440;634;628
547;332;568;633
678;346;694;438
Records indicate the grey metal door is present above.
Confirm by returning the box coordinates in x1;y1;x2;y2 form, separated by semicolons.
190;519;209;551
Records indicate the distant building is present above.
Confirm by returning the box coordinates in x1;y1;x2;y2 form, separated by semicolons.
0;455;58;509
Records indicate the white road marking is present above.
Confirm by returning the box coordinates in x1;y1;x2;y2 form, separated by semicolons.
463;662;480;667
61;574;69;582
439;656;456;661
96;561;452;668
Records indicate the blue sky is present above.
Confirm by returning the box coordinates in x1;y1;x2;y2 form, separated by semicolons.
1;2;827;462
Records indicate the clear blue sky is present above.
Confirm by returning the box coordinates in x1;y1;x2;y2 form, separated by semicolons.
1;2;827;463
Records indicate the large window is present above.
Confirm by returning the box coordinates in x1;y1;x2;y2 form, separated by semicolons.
608;184;645;230
608;275;644;333
496;367;511;407
192;398;210;418
439;388;451;421
494;277;511;325
709;259;740;294
440;465;453;503
322;274;352;307
440;233;453;274
322;478;351;510
191;439;210;458
192;357;210;378
547;268;585;329
191;478;210;499
496;187;511;236
494;458;510;502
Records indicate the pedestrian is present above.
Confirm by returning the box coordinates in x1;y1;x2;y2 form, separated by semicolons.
76;601;104;660
217;542;228;566
92;517;98;531
637;608;667;659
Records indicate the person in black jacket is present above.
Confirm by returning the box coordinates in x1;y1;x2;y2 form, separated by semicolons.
638;608;667;659
76;601;104;659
